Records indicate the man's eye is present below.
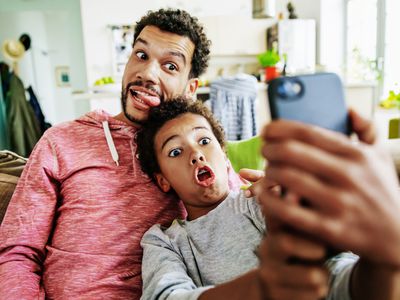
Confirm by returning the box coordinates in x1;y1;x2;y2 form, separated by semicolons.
199;138;211;145
135;51;147;60
168;148;182;157
165;63;177;71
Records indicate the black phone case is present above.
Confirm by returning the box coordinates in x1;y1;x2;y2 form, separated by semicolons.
268;73;351;135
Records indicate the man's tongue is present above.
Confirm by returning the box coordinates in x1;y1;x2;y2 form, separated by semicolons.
133;90;160;107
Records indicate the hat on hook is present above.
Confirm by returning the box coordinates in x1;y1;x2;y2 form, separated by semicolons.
19;33;31;51
2;39;25;62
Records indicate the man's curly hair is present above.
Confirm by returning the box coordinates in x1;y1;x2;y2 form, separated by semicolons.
134;8;211;78
136;97;226;180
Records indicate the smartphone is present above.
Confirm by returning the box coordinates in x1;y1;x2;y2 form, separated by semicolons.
268;73;348;259
268;72;351;135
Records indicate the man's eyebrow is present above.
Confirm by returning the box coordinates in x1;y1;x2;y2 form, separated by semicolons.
161;126;211;150
133;37;147;47
132;38;187;64
168;51;186;65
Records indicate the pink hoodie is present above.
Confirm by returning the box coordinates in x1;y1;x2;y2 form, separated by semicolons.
0;110;243;299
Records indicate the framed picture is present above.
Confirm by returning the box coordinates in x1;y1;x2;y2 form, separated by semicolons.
109;24;134;79
55;66;71;87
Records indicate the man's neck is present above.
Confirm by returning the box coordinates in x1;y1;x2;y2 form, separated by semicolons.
114;112;142;128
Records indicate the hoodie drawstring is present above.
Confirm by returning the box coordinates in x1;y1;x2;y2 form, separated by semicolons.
102;121;120;166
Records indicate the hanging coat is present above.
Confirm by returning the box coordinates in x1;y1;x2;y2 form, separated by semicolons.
0;77;9;149
27;85;51;134
0;63;10;149
5;73;41;157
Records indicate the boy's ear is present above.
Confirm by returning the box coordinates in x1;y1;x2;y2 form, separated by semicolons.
155;173;171;193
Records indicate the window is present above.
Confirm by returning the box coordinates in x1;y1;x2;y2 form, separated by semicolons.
383;0;400;96
346;0;400;97
346;0;379;82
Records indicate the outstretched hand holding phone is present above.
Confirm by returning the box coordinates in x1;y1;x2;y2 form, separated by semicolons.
258;107;400;299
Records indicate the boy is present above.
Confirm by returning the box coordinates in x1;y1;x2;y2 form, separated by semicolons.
136;98;330;300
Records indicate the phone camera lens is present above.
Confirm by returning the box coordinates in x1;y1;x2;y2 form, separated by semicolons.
277;80;303;99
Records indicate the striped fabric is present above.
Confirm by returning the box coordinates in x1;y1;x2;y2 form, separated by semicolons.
210;74;258;141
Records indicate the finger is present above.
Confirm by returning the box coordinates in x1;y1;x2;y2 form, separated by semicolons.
258;262;329;299
264;164;344;212
277;264;328;289
258;191;341;245
262;287;328;300
262;120;359;157
262;140;354;188
269;231;327;262
348;109;376;145
239;168;264;183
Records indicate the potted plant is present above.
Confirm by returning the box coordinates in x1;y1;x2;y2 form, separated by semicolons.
380;89;400;109
380;88;400;139
257;49;280;82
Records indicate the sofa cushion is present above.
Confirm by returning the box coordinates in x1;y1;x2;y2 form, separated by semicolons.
0;150;27;224
0;173;18;224
0;150;27;177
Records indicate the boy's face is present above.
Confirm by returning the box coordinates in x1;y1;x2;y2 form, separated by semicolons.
154;113;230;219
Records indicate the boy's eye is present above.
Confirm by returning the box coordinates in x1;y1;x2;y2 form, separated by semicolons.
135;51;147;60
199;137;211;145
168;148;182;157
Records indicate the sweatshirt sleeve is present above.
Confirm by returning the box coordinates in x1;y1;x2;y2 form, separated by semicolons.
325;252;359;300
141;224;212;300
0;135;59;299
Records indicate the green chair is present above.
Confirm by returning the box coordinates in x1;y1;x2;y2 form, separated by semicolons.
389;118;400;139
226;136;265;173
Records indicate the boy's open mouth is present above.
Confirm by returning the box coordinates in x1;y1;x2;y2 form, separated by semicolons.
195;166;215;187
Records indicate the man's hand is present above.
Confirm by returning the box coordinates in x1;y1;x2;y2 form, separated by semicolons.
259;110;400;267
257;224;329;300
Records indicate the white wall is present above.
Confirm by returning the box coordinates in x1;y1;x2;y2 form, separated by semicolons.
79;0;254;86
80;0;347;84
319;0;346;73
0;0;89;124
0;11;57;123
275;0;346;72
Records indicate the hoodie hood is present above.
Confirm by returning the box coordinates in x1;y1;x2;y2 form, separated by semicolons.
76;109;134;131
76;109;139;166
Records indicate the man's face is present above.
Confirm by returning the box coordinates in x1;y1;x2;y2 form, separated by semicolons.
154;113;230;220
121;26;198;125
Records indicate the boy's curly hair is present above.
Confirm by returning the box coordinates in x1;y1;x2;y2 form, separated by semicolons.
134;8;211;78
136;98;226;180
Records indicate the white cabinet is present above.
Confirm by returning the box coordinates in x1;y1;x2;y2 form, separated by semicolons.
345;83;377;119
199;16;276;55
278;19;316;73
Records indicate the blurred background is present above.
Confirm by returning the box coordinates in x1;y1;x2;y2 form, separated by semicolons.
1;0;399;151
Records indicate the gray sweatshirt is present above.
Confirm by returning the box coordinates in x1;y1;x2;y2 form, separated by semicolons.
140;190;357;300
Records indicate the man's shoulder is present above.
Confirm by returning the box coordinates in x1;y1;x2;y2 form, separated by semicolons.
42;116;97;141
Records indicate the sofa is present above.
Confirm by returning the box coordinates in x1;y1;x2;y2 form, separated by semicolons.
0;150;27;223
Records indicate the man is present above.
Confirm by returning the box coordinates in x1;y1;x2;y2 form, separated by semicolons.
0;9;226;299
0;8;351;300
258;110;400;299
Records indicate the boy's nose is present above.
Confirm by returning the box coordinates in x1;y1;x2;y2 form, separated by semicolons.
190;152;205;165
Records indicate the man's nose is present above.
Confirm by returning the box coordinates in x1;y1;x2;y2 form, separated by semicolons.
190;151;205;165
136;60;160;84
